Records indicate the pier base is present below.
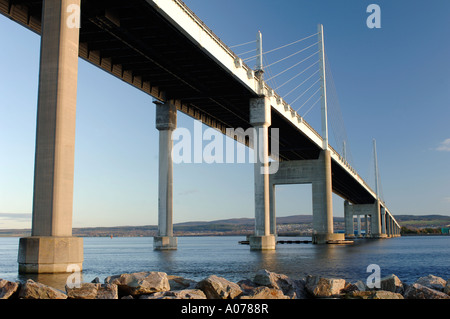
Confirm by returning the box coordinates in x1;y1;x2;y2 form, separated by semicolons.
18;237;83;274
312;233;345;245
249;235;276;250
153;236;178;250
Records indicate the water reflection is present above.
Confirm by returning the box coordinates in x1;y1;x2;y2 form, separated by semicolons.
251;249;278;274
2;236;448;287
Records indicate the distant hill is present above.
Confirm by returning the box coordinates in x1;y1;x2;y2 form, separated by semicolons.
175;215;343;227
395;215;450;229
1;214;448;237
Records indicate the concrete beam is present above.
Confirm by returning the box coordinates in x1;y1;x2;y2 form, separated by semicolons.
18;0;83;273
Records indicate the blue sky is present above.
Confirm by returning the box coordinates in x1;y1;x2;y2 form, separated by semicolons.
0;0;449;229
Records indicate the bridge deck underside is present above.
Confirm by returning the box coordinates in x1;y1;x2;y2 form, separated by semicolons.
2;0;376;205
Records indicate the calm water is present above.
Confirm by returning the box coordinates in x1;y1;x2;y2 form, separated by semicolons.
0;236;449;290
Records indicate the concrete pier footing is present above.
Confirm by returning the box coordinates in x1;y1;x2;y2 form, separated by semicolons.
18;237;83;273
153;236;178;251
249;235;276;250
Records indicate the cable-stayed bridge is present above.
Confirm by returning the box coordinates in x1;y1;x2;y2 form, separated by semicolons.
0;0;400;274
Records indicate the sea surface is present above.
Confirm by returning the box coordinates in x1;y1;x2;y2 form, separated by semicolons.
0;236;449;290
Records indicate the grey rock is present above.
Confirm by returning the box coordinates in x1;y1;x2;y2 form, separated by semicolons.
415;275;446;292
168;275;197;290
105;271;170;296
345;290;404;299
0;279;19;299
237;279;258;294
354;280;367;292
404;283;450;299
19;279;67;299
305;275;346;298
139;289;206;299
66;283;118;299
196;275;242;299
253;269;307;299
240;286;289;299
380;274;404;294
444;280;450;295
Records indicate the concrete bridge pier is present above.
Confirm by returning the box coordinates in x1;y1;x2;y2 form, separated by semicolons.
357;215;362;237
344;201;354;238
249;97;276;250
153;102;177;250
344;200;386;239
364;215;369;237
269;152;344;245
18;0;83;274
371;201;383;238
311;150;344;244
386;214;392;237
381;206;387;236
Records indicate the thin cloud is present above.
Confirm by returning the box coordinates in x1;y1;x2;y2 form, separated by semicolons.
436;139;450;152
0;213;32;220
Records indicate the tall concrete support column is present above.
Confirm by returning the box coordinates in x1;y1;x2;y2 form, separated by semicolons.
357;215;362;237
381;207;386;236
249;97;276;250
387;215;392;237
269;184;277;237
312;150;343;244
364;215;369;237
344;201;354;238
154;102;177;250
18;0;83;274
371;201;382;238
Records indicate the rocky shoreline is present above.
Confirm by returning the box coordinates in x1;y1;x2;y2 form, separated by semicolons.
1;270;449;300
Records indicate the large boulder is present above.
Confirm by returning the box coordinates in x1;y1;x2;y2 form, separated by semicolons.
66;283;118;299
0;279;19;299
105;272;170;296
380;274;404;294
345;290;404;299
253;269;307;299
18;279;67;299
415;275;446;292
196;275;242;299
305;275;346;298
240;286;289;299
444;280;450;295
237;279;258;295
168;275;197;290
353;280;367;292
139;289;207;299
404;283;450;299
